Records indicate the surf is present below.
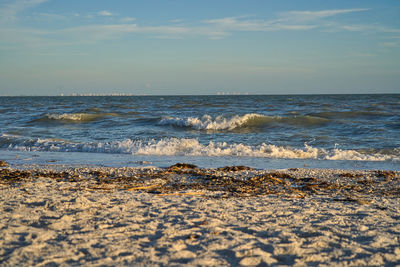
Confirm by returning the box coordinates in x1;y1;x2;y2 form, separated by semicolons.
2;134;398;162
158;113;329;131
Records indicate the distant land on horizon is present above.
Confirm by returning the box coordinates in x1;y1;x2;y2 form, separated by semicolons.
1;92;399;97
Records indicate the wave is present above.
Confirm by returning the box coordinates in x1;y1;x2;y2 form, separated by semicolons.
38;112;118;122
311;111;390;119
159;114;266;130
1;134;397;162
158;114;328;131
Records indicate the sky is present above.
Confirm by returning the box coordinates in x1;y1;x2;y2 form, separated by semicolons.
0;0;399;95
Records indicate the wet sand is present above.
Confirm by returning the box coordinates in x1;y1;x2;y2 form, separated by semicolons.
1;164;399;266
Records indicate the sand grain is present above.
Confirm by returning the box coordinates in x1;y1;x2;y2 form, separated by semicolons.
0;166;399;266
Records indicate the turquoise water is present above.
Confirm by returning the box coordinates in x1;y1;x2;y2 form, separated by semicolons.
0;95;399;169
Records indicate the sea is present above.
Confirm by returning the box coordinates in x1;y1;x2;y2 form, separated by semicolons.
0;94;399;170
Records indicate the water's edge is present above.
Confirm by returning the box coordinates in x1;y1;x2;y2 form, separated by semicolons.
2;150;399;171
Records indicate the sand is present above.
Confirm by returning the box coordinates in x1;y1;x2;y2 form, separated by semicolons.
0;164;400;266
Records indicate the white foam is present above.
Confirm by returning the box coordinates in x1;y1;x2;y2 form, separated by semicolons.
159;113;267;130
45;113;111;122
158;113;330;130
47;113;89;121
325;148;393;161
2;134;398;162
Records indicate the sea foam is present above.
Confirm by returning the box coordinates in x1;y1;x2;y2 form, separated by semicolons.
2;134;397;162
45;112;116;122
158;113;329;131
159;114;270;130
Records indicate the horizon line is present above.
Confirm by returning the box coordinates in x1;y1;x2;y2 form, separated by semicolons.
1;92;399;97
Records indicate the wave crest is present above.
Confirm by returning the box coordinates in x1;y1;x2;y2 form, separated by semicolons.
1;134;397;162
159;114;270;131
159;113;329;131
45;113;115;122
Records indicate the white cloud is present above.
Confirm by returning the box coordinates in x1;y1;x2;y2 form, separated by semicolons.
382;42;400;47
340;25;366;32
33;12;67;21
381;35;400;48
170;19;183;23
97;10;114;17
56;23;191;42
338;24;400;34
200;62;315;74
0;0;55;50
205;17;262;31
204;16;315;32
377;26;400;34
1;4;399;48
0;0;47;23
204;9;370;33
281;8;369;22
120;17;136;23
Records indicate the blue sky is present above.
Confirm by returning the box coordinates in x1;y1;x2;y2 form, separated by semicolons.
0;0;399;95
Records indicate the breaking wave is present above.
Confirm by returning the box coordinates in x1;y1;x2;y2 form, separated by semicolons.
158;113;328;131
1;134;397;162
41;112;117;122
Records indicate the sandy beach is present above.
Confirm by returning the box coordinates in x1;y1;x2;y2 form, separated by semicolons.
2;0;400;265
1;163;399;266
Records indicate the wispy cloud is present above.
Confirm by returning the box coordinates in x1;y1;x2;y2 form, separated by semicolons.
120;17;136;23
1;3;399;49
281;8;369;22
382;42;400;47
170;19;183;23
56;23;189;42
204;9;370;33
339;24;400;34
32;12;67;21
204;16;315;32
381;35;400;48
340;25;366;32
97;10;114;17
201;62;315;74
0;0;47;22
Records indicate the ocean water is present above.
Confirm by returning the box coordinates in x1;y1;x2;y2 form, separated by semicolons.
0;94;399;170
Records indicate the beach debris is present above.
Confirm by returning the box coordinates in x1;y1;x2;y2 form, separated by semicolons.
338;173;363;178
332;196;371;205
89;170;108;178
375;170;397;179
217;166;254;172
0;160;8;167
0;169;32;183
127;184;160;191
187;234;201;240
135;160;152;165
88;186;113;191
1;165;399;202
167;163;198;170
195;220;208;226
158;192;205;196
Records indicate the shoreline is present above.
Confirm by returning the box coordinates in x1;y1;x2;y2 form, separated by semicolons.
2;150;400;172
1;163;400;266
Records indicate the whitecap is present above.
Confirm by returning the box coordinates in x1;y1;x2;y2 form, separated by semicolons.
159;113;268;131
2;134;398;162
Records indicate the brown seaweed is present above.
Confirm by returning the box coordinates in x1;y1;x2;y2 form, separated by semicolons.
1;164;399;201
